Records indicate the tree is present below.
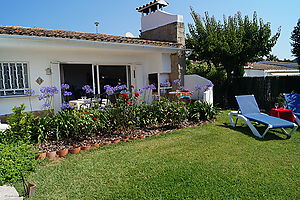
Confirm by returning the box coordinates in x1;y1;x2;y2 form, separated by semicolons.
291;19;300;65
186;9;280;105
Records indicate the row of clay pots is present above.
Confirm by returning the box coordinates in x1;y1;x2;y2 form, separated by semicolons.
36;134;157;160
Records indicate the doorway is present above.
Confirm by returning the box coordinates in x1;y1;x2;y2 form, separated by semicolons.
61;64;131;99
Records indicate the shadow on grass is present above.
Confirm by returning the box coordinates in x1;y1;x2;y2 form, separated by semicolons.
218;123;288;141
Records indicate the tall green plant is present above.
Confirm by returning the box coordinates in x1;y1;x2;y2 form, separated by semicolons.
291;19;300;65
187;9;280;105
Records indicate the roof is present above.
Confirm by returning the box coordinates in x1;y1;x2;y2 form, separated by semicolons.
245;62;300;71
0;25;181;48
136;0;169;12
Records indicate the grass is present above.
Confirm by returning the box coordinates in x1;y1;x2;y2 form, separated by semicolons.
17;111;300;199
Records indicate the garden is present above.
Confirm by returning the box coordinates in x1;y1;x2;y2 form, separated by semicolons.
0;80;218;194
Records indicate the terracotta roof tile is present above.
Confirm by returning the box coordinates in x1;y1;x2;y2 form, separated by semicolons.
0;25;181;48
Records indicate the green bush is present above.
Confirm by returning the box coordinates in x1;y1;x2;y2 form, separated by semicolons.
151;99;189;125
188;100;219;121
0;142;38;185
3;104;35;143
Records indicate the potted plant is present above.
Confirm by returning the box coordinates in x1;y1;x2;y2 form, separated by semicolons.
46;151;57;159
68;146;81;154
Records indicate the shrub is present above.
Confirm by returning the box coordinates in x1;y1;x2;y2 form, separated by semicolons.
4;104;35;143
0;142;38;185
151;99;189;125
188;100;219;121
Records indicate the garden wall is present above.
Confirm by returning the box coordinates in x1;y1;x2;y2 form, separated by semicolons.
214;76;300;110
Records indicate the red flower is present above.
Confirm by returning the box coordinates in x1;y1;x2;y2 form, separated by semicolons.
127;101;132;104
85;112;89;114
122;94;129;100
130;85;134;88
93;117;99;121
134;92;139;97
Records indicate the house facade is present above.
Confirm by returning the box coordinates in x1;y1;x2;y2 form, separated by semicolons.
0;0;186;115
244;61;300;77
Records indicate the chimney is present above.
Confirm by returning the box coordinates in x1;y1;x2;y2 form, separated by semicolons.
136;0;186;85
136;0;185;46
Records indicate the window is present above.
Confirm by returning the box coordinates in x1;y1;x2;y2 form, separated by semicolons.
0;62;29;96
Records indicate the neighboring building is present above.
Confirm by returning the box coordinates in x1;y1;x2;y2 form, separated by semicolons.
0;0;186;115
244;61;300;77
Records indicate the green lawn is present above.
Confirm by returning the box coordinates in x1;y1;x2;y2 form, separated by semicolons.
19;111;300;199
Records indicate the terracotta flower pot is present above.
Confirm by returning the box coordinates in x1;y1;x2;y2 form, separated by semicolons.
130;136;137;140
139;135;146;139
112;139;120;144
81;145;91;151
27;183;36;198
156;133;161;136
121;138;129;142
69;147;81;154
57;149;68;157
92;143;100;147
46;151;57;159
103;141;111;146
36;152;46;160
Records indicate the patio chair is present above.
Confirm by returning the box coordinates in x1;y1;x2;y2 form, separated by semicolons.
284;94;300;125
228;95;298;138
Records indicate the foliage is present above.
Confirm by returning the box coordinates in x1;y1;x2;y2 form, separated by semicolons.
187;10;280;77
186;59;226;86
4;104;35;143
186;9;280;105
0;142;38;185
188;100;219;121
291;18;300;65
151;99;189;125
24;111;300;200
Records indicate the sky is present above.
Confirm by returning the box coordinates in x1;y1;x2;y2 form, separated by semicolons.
1;0;299;60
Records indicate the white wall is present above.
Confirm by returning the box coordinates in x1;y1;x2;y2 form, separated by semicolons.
0;37;176;115
184;75;213;104
141;10;183;32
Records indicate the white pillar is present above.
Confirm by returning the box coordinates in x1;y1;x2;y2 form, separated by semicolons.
50;62;61;113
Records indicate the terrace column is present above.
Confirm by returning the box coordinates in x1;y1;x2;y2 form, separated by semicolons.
50;62;62;113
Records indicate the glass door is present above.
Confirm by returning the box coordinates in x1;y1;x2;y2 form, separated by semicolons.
92;65;131;97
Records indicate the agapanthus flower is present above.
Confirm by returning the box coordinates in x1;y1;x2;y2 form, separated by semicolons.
82;85;94;94
40;86;59;97
173;79;181;84
61;101;70;110
61;83;70;90
42;102;51;108
25;89;35;96
160;81;171;87
143;84;156;90
84;99;92;104
63;91;72;96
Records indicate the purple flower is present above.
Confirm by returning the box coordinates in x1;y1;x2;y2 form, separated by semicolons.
173;79;181;84
25;89;35;96
61;101;70;110
82;85;94;94
42;102;51;108
194;84;204;91
40;86;59;96
61;83;70;90
160;81;171;87
84;99;92;104
63;91;72;96
143;84;156;90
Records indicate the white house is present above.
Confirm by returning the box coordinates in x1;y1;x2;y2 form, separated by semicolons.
244;61;300;77
0;0;187;116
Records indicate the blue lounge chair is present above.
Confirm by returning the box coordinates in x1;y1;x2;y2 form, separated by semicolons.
228;95;298;138
284;94;300;125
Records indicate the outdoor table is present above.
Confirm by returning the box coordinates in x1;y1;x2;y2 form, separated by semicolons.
269;108;296;122
168;91;192;100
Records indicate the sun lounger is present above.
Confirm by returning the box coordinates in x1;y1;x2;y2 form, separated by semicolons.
284;93;300;125
228;95;298;138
